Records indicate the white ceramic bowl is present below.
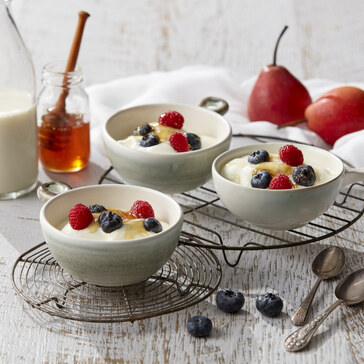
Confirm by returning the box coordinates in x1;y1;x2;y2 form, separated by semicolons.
39;184;184;286
212;142;364;230
103;102;232;194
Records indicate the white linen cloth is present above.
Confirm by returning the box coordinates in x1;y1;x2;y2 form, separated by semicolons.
87;65;364;167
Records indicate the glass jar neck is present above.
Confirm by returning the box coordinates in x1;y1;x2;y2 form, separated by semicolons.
42;61;83;87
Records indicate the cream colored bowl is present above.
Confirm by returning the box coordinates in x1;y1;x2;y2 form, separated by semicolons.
39;184;184;286
212;143;364;230
103;102;232;194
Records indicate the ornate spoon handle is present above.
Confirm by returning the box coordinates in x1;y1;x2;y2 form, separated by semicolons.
291;278;322;326
284;299;343;352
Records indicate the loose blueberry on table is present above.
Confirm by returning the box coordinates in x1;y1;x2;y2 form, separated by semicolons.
216;289;245;313
255;293;283;317
186;316;213;337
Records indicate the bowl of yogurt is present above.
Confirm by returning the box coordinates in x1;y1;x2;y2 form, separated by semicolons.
39;184;184;286
212;142;364;230
103;98;232;194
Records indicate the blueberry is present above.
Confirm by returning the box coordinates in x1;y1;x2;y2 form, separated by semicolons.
143;217;162;233
256;293;283;317
186;133;201;151
248;150;270;164
251;170;272;189
292;165;316;186
133;124;152;136
139;133;160;147
216;289;245;313
186;316;212;337
98;211;123;233
89;204;106;213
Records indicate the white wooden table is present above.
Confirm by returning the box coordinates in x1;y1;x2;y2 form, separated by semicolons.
1;1;363;363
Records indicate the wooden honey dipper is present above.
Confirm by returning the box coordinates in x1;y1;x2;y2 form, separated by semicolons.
48;10;90;117
39;10;90;153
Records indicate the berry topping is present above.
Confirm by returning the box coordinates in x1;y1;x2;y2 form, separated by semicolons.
292;165;316;186
158;111;184;129
98;211;123;233
143;217;162;233
279;144;304;166
68;203;94;230
186;316;212;337
268;173;294;190
139;133;160;148
251;170;272;189
216;289;245;313
132;124;152;136
186;132;201;150
169;132;189;152
89;204;106;213
130;200;155;218
248;149;270;164
256;293;283;317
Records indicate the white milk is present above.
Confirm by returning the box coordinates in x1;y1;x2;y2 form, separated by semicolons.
0;88;38;197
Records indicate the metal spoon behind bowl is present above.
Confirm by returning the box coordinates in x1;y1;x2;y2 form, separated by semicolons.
285;268;364;352
291;246;345;326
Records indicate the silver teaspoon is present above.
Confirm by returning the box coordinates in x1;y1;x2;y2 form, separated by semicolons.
284;268;364;352
291;246;345;326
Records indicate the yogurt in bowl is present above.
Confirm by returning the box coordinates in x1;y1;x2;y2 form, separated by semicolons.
103;100;232;194
40;184;184;286
61;201;169;241
221;146;336;189
212;142;364;230
120;111;218;154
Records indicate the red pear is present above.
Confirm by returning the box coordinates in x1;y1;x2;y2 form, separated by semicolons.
248;26;312;125
305;86;364;145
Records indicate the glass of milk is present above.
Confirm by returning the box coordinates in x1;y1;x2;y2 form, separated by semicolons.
0;0;38;200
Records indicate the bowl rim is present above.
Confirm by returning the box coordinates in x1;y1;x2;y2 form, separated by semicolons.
103;102;232;158
212;142;345;192
40;184;184;247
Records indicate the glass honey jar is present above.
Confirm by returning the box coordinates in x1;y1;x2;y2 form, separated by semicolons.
37;61;90;172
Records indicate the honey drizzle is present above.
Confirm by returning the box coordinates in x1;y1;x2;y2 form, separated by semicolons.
87;208;148;239
253;161;293;177
150;122;178;141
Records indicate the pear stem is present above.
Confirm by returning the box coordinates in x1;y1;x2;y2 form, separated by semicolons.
277;119;307;129
273;25;288;66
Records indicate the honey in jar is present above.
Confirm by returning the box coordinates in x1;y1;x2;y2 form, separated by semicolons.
37;61;90;172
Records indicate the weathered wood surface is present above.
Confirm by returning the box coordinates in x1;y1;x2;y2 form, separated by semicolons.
11;0;364;87
0;0;363;363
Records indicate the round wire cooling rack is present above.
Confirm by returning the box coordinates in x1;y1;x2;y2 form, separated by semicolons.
98;134;364;267
12;234;222;323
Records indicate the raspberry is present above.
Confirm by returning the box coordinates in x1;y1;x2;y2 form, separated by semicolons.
268;174;294;190
68;203;94;230
169;132;189;152
130;200;155;218
279;144;304;166
158;111;184;129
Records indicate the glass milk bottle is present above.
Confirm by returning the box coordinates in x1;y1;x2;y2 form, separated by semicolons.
0;0;38;200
